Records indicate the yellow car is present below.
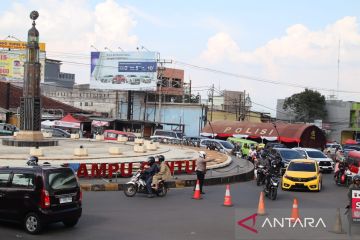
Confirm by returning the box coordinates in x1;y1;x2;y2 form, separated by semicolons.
282;159;322;192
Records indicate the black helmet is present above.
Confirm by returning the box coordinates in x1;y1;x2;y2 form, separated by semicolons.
353;175;360;183
147;156;155;165
157;155;165;162
27;156;38;166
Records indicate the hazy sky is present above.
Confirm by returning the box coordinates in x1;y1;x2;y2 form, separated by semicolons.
1;0;360;116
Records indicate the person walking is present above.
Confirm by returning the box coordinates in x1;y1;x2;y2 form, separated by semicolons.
194;151;214;194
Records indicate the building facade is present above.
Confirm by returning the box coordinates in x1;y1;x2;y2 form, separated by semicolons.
276;99;360;143
44;59;75;88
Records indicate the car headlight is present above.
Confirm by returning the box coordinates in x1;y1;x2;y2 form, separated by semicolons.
308;176;318;181
283;174;289;180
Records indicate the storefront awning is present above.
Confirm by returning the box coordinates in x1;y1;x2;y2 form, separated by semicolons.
201;120;326;148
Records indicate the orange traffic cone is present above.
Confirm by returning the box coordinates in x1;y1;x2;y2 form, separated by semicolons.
223;184;233;207
290;198;300;222
192;180;202;200
257;191;266;215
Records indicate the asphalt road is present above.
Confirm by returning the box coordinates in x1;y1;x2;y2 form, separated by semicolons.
0;174;358;240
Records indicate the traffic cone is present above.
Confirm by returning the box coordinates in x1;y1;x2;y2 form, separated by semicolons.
192;180;202;200
257;191;266;215
290;198;300;222
223;184;233;207
331;208;346;234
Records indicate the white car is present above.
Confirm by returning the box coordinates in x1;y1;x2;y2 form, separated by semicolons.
292;147;334;172
199;139;234;154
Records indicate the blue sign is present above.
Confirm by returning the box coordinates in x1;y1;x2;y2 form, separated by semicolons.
118;62;157;72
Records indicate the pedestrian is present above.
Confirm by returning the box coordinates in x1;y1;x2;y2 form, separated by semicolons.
194;151;214;194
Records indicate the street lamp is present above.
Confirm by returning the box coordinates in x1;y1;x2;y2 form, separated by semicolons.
104;47;113;52
90;45;99;51
118;47;124;52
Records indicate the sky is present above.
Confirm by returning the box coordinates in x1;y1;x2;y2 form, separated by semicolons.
1;0;360;116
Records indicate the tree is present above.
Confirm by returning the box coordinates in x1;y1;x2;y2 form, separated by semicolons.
283;89;327;123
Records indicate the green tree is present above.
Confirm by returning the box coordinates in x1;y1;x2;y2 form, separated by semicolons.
283;89;327;122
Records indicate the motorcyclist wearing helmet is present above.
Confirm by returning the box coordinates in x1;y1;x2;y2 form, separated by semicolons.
143;156;160;198
194;151;214;194
265;155;283;191
347;175;360;206
152;155;171;190
334;156;347;184
26;156;39;166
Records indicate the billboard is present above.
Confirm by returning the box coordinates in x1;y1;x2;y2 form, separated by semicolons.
0;50;46;81
90;51;158;90
0;40;46;51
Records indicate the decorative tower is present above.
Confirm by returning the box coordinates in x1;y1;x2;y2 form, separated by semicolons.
16;10;43;141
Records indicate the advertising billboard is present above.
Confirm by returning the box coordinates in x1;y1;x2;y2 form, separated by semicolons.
0;50;46;81
0;40;46;82
90;51;158;91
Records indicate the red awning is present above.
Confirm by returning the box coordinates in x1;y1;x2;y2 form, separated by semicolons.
54;114;81;129
201;120;326;148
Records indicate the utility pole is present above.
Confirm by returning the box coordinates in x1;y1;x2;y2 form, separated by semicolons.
115;90;119;118
156;59;172;123
210;84;214;122
189;79;192;103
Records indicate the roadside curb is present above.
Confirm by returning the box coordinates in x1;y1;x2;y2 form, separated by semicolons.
80;163;254;191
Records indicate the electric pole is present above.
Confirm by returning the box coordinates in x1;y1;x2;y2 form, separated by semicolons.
156;59;172;123
210;84;214;122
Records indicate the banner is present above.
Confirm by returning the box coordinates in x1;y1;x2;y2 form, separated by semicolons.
352;189;360;222
0;50;45;81
0;40;46;51
90;51;158;90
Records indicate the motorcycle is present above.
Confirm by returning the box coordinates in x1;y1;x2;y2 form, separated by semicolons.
264;173;279;200
334;166;353;187
123;170;168;197
255;165;267;186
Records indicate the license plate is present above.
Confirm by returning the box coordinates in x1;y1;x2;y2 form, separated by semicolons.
60;197;72;204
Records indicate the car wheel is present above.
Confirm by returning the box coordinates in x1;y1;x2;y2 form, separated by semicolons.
24;212;42;234
63;218;79;228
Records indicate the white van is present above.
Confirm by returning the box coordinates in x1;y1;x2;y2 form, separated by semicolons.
150;130;184;142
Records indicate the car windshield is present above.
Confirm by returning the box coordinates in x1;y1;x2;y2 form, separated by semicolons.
47;169;78;190
287;162;316;172
220;141;234;149
307;151;326;158
279;150;302;159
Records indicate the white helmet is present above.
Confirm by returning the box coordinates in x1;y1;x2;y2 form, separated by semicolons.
199;151;206;158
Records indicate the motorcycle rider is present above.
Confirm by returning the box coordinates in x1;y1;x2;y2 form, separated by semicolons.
152;155;171;190
334;156;347;184
143;156;159;198
264;155;283;192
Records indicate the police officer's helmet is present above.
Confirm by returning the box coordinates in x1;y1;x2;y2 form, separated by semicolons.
147;156;156;165
199;151;206;158
157;155;165;162
27;156;39;166
353;175;360;183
